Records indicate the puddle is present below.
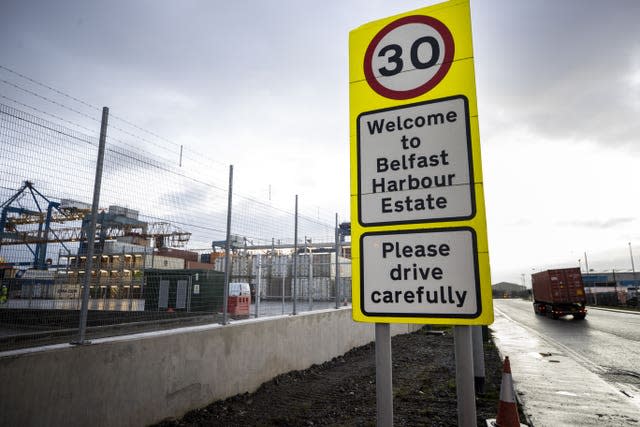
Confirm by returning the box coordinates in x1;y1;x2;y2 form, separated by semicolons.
556;391;579;397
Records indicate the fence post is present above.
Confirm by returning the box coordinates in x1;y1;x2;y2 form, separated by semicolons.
308;241;313;311
292;195;298;315
74;106;109;345
255;254;262;318
222;165;233;325
335;213;340;309
270;238;275;310
282;262;286;315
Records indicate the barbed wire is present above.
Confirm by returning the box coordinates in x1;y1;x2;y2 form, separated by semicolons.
0;78;100;124
0;94;98;135
0;65;101;112
0;67;228;169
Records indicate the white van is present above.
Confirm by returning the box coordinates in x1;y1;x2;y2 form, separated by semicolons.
228;282;251;297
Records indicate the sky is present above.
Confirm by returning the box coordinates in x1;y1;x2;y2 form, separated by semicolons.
1;0;640;286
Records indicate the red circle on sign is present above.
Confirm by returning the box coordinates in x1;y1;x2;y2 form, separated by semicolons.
363;15;455;100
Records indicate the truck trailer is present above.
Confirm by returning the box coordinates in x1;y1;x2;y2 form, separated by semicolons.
531;267;587;319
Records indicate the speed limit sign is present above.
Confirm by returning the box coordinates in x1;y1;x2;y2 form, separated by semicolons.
364;15;454;100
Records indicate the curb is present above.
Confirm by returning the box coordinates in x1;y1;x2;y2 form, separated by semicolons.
588;306;640;315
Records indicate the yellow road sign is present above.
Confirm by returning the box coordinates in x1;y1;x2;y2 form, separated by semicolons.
349;0;493;325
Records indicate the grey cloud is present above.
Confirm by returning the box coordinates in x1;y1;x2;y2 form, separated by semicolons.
474;0;640;147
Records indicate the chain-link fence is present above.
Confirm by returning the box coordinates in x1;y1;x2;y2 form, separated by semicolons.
0;71;351;352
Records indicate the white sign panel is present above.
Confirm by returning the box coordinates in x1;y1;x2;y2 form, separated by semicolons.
357;96;474;226
360;228;480;317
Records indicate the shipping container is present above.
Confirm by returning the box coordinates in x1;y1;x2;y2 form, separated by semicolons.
143;254;185;270
531;267;587;319
185;261;216;270
108;205;139;220
60;198;91;211
156;248;198;262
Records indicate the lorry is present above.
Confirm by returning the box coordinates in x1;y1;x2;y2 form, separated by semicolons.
531;267;587;319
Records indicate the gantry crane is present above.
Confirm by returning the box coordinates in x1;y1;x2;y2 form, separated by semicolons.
0;181;191;269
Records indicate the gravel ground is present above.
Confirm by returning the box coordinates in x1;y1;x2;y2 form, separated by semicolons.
156;326;521;426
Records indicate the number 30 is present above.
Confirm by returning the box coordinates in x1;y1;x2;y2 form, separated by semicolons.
377;36;440;77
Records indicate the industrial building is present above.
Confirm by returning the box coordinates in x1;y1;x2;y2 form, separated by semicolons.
582;271;639;305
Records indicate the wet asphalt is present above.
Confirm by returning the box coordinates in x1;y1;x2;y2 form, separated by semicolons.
491;299;640;426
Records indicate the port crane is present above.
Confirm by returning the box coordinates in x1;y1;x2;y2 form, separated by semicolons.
0;181;191;269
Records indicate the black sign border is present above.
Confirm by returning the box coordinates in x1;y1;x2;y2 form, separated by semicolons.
356;95;476;227
359;227;482;319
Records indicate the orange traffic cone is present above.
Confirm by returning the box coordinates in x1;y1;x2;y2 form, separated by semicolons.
495;356;521;427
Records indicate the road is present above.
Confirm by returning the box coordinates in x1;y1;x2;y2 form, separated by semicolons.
491;299;640;426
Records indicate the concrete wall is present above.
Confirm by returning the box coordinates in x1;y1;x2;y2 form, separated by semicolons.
0;308;420;427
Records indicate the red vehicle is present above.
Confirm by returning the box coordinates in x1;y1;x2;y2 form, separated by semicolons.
531;268;587;319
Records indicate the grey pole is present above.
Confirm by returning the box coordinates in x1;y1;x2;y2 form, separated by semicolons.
271;238;275;310
631;243;638;300
472;325;485;394
222;165;233;325
292;195;298;315
75;106;109;345
308;242;313;311
255;254;262;318
454;325;476;427
281;269;286;315
585;251;597;305
584;252;589;273
375;323;393;427
335;213;341;309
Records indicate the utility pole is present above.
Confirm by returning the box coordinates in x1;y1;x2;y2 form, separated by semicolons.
585;252;596;305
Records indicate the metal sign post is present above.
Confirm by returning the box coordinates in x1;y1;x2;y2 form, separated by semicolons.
472;325;486;393
375;323;393;426
454;325;476;427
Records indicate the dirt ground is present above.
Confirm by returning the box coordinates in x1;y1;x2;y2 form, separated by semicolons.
156;326;520;426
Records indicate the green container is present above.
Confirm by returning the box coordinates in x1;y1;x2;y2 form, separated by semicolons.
143;269;224;313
